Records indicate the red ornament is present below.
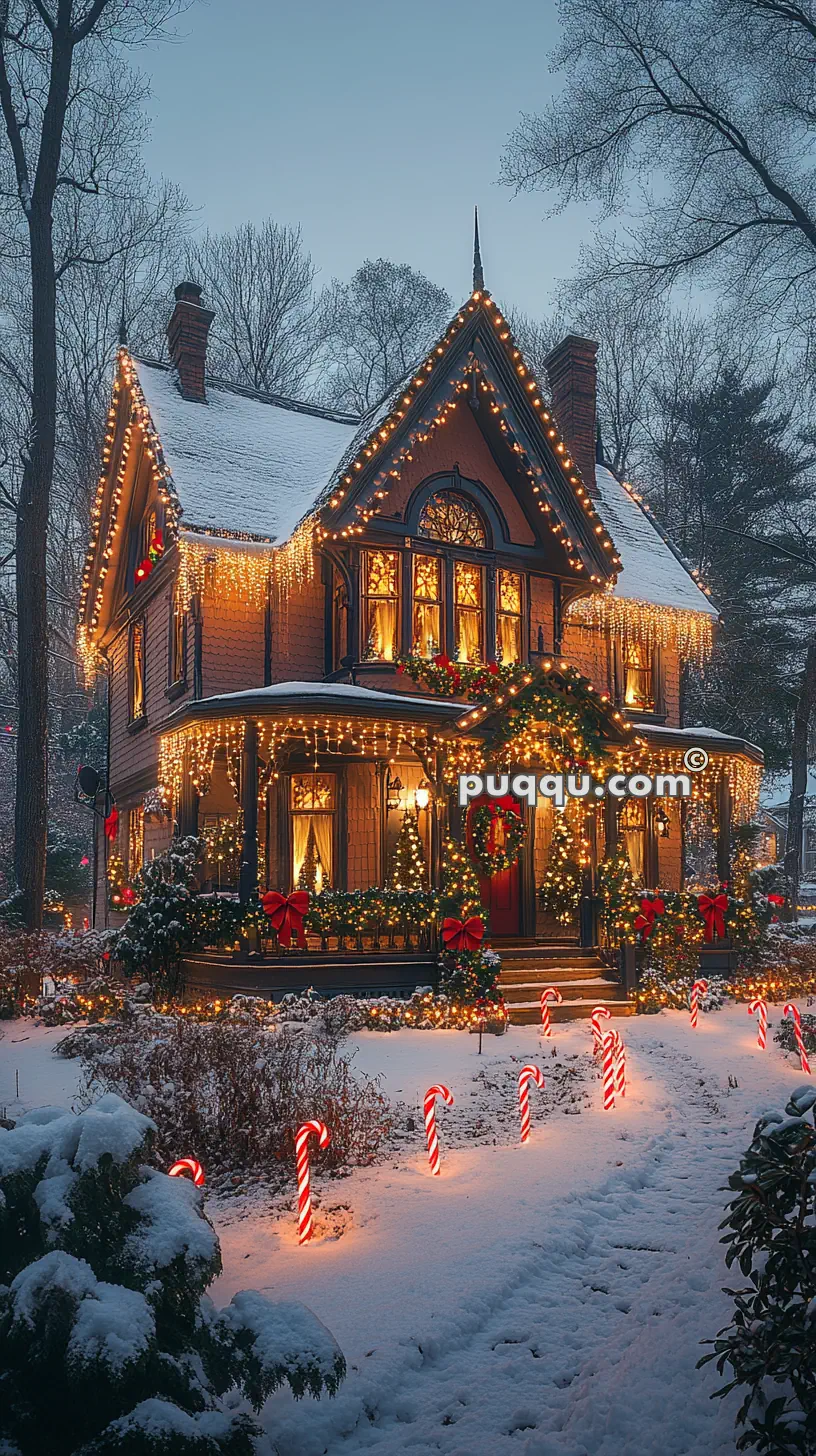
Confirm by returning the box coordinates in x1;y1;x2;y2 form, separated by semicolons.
487;661;500;675
767;893;785;907
104;805;119;841
150;528;164;554
121;885;136;906
441;915;485;952
697;892;728;941
135;556;153;583
634;895;665;939
261;890;309;948
433;652;452;670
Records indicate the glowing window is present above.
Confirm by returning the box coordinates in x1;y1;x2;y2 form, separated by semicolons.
497;569;522;664
362;550;400;661
623;642;654;710
128;620;145;722
412;554;442;657
454;561;483;664
418;491;486;547
127;806;144;880
290;773;335;892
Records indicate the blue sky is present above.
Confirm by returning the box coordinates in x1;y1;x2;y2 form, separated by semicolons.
140;0;596;319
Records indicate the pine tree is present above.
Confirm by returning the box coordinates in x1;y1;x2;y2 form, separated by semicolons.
389;808;426;892
0;1095;344;1456
297;821;326;894
439;835;484;921
538;813;583;926
597;845;640;944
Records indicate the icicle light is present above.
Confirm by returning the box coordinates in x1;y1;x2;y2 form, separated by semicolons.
565;593;716;667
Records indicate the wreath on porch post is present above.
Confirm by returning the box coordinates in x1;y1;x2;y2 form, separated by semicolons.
470;804;528;874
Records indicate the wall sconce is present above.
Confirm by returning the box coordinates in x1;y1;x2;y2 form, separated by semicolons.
386;773;403;811
415;780;431;812
654;805;670;838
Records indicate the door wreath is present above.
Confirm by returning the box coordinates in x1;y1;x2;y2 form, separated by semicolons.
470;803;527;874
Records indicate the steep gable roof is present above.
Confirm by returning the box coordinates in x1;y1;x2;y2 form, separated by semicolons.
594;465;718;618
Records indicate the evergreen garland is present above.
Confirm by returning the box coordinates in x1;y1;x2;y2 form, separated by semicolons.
538;813;583;925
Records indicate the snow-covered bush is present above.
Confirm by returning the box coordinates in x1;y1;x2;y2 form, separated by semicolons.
635;970;730;1014
75;1009;392;1180
774;1011;816;1057
437;946;502;1001
114;838;203;998
0;1095;345;1455
701;1086;816;1453
0;927;112;1018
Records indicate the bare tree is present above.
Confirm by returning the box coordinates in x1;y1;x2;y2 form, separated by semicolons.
501;0;816;364
319;259;451;414
186;219;320;396
0;0;187;927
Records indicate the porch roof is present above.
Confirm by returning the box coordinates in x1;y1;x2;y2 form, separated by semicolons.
163;680;466;730
636;722;764;764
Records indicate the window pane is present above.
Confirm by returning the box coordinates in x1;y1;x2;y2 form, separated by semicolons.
455;608;483;664
497;613;521;664
498;570;521;615
412;555;442;656
364;598;398;661
418;491;486;546
130;622;145;720
454;561;482;608
292;813;332;892
365;550;399;597
413;554;441;601
623;642;654;708
290;773;336;811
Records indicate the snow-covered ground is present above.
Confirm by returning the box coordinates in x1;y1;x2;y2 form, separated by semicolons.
1;1005;808;1455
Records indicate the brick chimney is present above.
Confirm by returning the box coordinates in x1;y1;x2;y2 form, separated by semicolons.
543;334;599;499
166;281;215;402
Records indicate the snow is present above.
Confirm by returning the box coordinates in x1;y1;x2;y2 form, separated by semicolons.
68;1279;156;1373
134;358;358;544
0;1094;154;1182
97;1398;239;1444
217;1289;344;1392
6;1004;813;1454
190;679;463;716
124;1167;219;1273
594;464;719;617
10;1250;97;1326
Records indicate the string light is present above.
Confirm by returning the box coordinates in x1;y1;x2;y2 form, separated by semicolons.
564;593;715;667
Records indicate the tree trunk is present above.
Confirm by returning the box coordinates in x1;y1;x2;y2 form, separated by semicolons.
784;634;816;915
15;211;58;928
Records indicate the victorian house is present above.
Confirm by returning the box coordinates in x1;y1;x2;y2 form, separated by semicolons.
78;243;762;1005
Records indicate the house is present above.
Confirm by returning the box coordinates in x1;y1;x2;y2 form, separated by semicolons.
78;247;763;1004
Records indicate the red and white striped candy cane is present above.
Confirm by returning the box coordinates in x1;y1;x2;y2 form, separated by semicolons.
539;987;562;1037
518;1064;545;1143
689;979;708;1029
591;1005;611;1054
424;1084;454;1175
295;1120;331;1244
784;1003;811;1075
168;1157;205;1187
748;998;767;1050
611;1030;626;1097
601;1030;617;1110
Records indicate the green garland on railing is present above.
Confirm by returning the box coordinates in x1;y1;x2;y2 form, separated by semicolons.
396;652;530;702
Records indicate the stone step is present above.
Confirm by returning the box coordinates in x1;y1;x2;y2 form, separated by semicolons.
499;963;607;982
501;977;623;1004
507;998;634;1025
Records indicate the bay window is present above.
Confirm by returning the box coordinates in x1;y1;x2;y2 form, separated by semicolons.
412;553;442;657
362;550;399;661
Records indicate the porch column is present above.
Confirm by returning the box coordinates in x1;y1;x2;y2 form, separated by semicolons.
238;720;259;904
375;761;388;885
429;750;445;891
177;747;198;839
716;772;732;889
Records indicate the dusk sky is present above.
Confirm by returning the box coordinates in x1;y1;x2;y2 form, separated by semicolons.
140;0;598;320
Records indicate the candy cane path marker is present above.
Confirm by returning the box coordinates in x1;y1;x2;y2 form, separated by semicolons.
518;1065;545;1143
748;998;767;1050
784;1003;811;1075
168;1157;205;1187
296;1120;331;1244
539;987;562;1037
611;1030;626;1097
424;1084;454;1175
690;979;708;1029
591;1005;611;1054
601;1031;617;1110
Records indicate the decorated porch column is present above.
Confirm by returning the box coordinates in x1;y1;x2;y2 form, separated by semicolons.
238;720;259;904
177;746;198;839
716;773;732;889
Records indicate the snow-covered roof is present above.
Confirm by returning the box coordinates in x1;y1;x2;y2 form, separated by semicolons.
642;723;764;759
133;360;358;543
166;680;466;726
594;465;719;618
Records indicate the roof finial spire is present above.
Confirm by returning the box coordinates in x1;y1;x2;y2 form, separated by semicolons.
472;205;484;292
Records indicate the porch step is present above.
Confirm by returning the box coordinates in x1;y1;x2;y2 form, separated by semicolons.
507;997;634;1024
501;976;622;1003
498;947;629;1024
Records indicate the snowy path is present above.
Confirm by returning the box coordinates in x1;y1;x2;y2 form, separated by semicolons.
2;1007;807;1455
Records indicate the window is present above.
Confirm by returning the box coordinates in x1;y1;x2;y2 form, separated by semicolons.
169;590;186;684
619;798;645;884
290;773;335;892
497;570;522;664
332;567;349;670
128;620;146;722
623;641;654;710
127;806;144;880
454;561;483;663
418;490;486;547
362;550;399;661
412;554;443;657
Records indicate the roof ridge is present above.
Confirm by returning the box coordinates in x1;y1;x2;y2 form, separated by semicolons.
132;355;361;426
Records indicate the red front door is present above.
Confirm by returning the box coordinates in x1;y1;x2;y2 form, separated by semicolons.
467;794;522;938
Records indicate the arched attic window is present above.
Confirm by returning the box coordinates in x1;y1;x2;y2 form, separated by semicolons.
418;490;487;548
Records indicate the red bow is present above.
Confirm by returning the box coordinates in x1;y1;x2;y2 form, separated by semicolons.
261;890;309;948
104;805;119;841
442;916;485;952
767;893;785;907
634;896;665;938
698;892;728;942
